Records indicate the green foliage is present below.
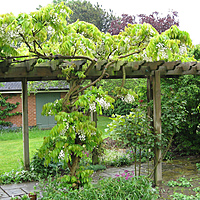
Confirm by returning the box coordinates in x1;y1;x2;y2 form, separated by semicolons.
196;163;200;170
0;150;65;184
0;3;194;62
103;98;135;116
161;76;200;155
64;0;115;33
167;177;193;187
30;150;66;178
189;44;200;61
36;174;158;199
11;195;31;200
107;106;154;175
0;169;38;184
193;186;200;192
107;106;154;150
75;86;115;115
0;94;21;126
84;164;106;171
38;108;103;188
161;85;188;148
170;192;199;200
100;149;151;167
99;78;147;116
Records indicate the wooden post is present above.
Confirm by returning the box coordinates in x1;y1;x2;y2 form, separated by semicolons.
91;80;99;165
152;71;162;186
91;110;99;164
147;76;153;126
22;78;30;170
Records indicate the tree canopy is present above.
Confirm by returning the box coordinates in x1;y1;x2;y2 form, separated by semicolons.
52;0;115;33
109;10;179;35
0;3;193;62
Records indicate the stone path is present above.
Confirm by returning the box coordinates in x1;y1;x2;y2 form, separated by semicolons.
0;182;38;199
0;163;152;199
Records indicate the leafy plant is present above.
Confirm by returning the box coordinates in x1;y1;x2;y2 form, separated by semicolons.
161;76;200;155
196;163;200;170
0;169;38;184
193;186;200;192
36;173;158;199
0;94;21;126
30;150;67;178
107;105;154;175
170;192;197;200
167;177;193;187
11;195;31;200
102;98;136;117
100;148;151;167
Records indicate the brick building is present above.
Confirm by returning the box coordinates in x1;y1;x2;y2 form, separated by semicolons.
0;82;68;128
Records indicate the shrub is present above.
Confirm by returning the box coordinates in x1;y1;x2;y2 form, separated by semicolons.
102;98;136;116
0;151;67;184
161;76;200;155
30;150;66;178
0;169;38;184
36;173;158;200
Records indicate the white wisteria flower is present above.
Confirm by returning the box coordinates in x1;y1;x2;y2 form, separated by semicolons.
179;44;187;55
76;130;86;141
96;97;110;110
60;122;69;136
89;102;96;112
48;110;53;115
121;94;135;104
58;150;65;160
91;132;96;136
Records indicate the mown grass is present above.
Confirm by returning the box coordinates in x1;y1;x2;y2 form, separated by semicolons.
97;115;112;139
0;116;111;174
0;128;50;174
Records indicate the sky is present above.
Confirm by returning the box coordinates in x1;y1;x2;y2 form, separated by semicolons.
0;0;199;44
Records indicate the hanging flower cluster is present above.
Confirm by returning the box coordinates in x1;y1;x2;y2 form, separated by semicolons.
76;130;86;141
60;122;69;136
96;97;111;110
89;102;96;112
58;149;65;160
89;97;111;112
121;93;135;104
91;132;96;136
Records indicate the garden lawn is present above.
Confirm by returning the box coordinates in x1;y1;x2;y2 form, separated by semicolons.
0;128;50;174
97;115;112;139
0;116;111;174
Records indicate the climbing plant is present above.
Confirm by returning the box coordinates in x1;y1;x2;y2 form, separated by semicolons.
0;2;195;188
0;94;21;126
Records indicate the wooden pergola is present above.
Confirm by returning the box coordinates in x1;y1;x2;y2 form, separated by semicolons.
1;59;199;185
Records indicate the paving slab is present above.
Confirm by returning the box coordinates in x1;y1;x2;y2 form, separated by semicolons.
0;187;9;198
0;182;38;199
3;188;26;197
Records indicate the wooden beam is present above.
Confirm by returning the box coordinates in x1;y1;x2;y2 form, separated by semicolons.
152;71;162;186
22;78;30;170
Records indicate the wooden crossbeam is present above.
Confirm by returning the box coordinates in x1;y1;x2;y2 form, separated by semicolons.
0;59;200;82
